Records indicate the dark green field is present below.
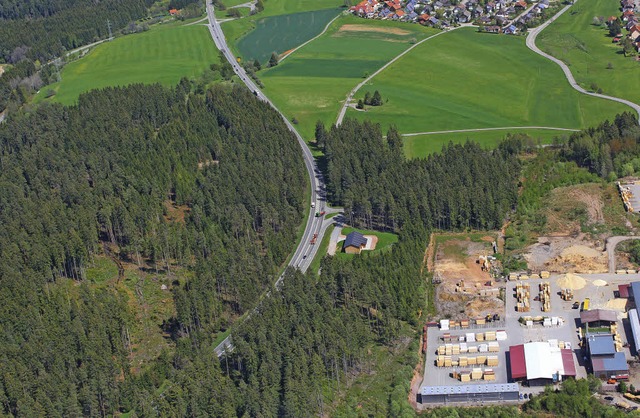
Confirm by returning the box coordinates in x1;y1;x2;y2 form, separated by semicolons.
237;8;342;64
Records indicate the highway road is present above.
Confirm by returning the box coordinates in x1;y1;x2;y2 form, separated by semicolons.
205;3;340;356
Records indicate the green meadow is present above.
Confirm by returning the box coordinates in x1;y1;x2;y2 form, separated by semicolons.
538;0;640;105
338;227;398;258
237;8;342;64
402;128;570;158
260;16;438;139
346;27;628;138
221;0;343;55
39;21;219;105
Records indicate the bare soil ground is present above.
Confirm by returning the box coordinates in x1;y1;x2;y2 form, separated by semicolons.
163;200;189;225
364;235;378;250
433;236;503;320
0;65;5;78
336;24;411;35
525;235;608;273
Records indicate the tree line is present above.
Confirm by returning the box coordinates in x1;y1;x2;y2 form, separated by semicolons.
316;118;520;232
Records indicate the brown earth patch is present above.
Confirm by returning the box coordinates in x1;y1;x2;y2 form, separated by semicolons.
336;24;411;35
164;200;189;224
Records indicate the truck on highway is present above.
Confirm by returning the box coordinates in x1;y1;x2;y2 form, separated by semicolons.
315;211;326;217
310;233;318;245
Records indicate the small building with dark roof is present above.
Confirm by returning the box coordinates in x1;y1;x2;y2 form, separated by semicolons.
343;231;368;254
580;309;618;328
419;383;519;404
618;284;630;299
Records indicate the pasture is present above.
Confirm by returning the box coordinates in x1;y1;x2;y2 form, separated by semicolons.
537;0;640;105
237;8;342;64
402;128;569;159
338;227;398;258
345;27;628;140
260;16;437;139
39;21;219;105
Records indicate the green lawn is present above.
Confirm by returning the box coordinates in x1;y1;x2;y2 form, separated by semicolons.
237;8;342;65
538;0;640;105
38;21;220;105
338;227;398;258
403;128;571;158
346;27;628;137
260;16;438;139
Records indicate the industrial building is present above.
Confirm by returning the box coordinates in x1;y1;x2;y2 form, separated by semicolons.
586;334;629;379
580;309;618;328
630;281;640;302
418;383;519;404
508;341;576;386
628;309;640;356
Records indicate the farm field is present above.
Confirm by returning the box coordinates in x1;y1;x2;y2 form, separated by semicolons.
260;16;438;139
220;0;342;55
237;8;342;64
402;128;569;158
38;21;219;105
345;28;628;141
537;0;640;105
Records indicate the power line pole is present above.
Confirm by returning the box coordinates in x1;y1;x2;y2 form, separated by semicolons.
107;19;113;40
53;58;61;83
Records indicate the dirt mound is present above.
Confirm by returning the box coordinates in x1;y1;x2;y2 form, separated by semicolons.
593;279;608;287
605;298;628;311
465;297;502;318
337;24;411;35
556;273;587;290
560;245;601;258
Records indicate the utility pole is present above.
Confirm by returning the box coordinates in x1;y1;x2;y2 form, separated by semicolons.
107;19;113;40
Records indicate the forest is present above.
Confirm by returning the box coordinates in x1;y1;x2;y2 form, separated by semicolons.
318;119;520;231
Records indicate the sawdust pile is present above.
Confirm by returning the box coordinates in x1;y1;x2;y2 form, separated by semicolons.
605;298;628;311
593;279;608;287
556;273;587;290
560;245;601;258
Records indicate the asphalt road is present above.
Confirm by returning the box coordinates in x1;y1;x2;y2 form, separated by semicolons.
526;0;640;123
205;2;341;356
606;236;640;273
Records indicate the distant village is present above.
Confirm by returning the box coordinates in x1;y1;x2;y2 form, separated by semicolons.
612;0;640;54
349;0;558;34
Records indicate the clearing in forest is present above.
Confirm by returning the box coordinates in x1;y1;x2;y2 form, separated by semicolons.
346;27;627;154
37;20;219;105
431;233;503;320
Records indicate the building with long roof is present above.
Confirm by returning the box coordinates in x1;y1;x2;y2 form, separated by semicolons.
419;383;519;404
508;341;576;386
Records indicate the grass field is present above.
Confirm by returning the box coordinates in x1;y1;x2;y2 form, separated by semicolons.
402;128;571;158
537;0;640;105
237;8;342;64
260;16;438;139
345;27;628;144
221;0;343;55
39;21;219;105
338;227;398;258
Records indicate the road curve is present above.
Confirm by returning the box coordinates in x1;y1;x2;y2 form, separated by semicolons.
526;0;640;123
605;235;640;273
336;27;463;125
401;126;580;136
205;2;340;356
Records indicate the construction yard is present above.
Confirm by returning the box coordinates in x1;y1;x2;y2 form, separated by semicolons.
430;234;504;321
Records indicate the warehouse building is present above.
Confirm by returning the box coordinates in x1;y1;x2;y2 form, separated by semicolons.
580;309;618;328
630;309;640;355
630;281;640;303
587;334;629;379
508;342;576;386
419;383;519;404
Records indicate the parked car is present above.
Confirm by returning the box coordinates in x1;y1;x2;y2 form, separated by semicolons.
572;301;580;309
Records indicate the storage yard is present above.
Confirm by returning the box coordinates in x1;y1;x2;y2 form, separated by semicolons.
419;268;640;407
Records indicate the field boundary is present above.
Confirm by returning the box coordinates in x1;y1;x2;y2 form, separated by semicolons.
278;12;343;63
526;0;640;123
335;25;468;125
402;126;580;136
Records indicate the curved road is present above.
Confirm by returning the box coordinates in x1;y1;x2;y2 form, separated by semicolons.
401;126;580;136
206;2;340;356
279;13;342;63
606;236;640;273
526;0;640;123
